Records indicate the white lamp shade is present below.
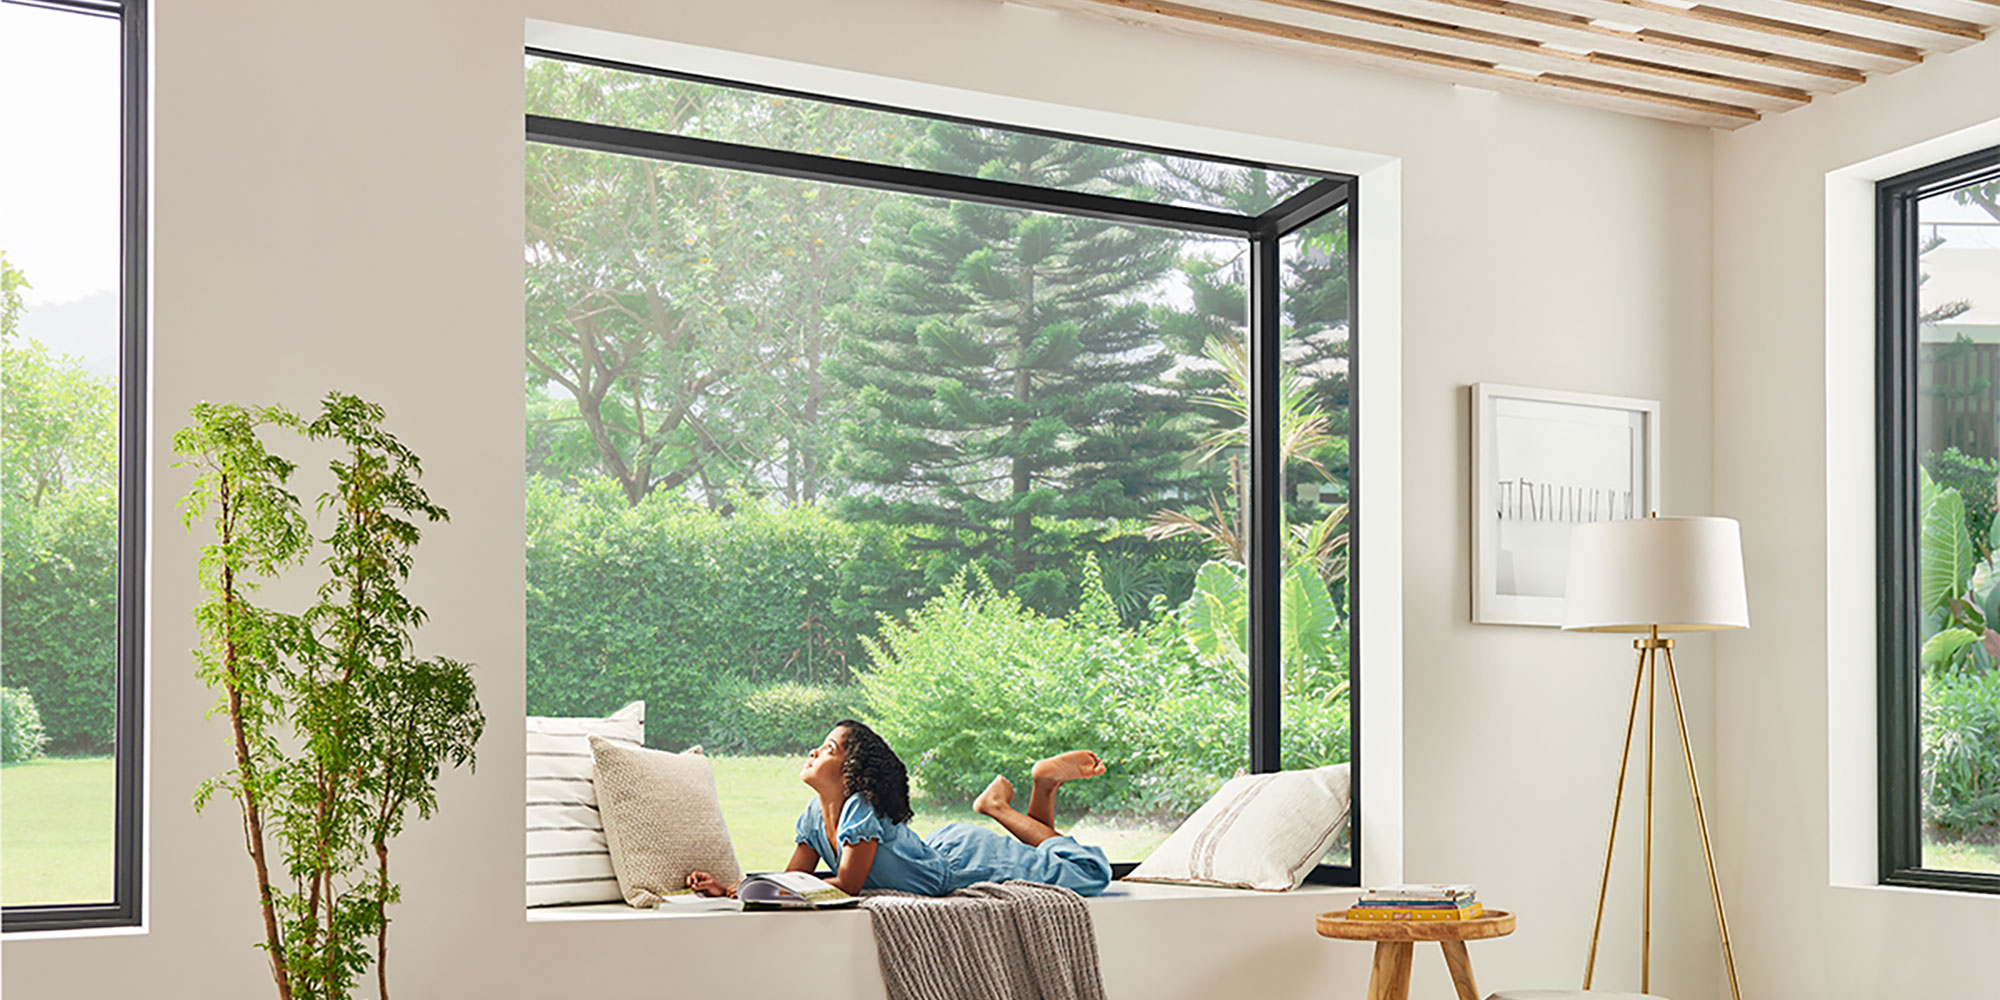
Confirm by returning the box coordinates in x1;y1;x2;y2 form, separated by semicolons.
1562;516;1749;633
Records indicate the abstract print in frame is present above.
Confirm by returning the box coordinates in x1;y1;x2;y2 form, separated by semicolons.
1472;383;1660;627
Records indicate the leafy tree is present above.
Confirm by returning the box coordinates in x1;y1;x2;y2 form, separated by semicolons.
831;126;1197;609
1955;181;2000;224
524;61;881;506
0;250;25;338
1;253;120;753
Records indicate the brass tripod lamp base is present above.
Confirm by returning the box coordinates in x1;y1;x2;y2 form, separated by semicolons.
1562;515;1750;1000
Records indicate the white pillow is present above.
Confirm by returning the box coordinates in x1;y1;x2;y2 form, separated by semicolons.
589;735;743;908
524;702;643;907
1124;763;1351;892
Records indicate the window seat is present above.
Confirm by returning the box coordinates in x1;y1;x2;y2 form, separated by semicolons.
526;879;1358;921
525;882;1367;1000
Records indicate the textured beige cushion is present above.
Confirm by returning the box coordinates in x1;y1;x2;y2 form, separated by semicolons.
1123;763;1351;891
588;735;743;908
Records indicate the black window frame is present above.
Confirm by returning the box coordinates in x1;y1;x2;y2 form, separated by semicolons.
1876;141;2000;896
525;49;1362;885
1;0;147;933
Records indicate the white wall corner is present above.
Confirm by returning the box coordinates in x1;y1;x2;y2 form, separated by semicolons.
1357;160;1405;888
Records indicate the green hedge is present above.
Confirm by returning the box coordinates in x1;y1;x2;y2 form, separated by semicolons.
525;477;899;750
1;488;117;755
1923;666;2000;838
1;686;49;763
706;679;867;755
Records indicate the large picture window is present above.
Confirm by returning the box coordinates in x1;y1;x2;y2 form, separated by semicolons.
524;52;1357;880
0;0;147;931
1879;142;2000;894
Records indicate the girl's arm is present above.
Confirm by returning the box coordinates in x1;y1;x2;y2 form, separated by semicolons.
823;839;879;896
783;843;820;874
689;843;823;897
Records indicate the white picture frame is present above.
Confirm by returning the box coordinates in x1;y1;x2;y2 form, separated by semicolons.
1472;383;1661;627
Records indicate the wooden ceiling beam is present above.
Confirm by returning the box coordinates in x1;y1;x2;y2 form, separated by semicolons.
1383;0;1868;87
1843;0;2000;24
1007;0;1763;125
1700;0;1985;51
1506;0;1919;70
1209;0;1811;107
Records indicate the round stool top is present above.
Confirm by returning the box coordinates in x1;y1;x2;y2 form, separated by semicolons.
1316;908;1515;941
1487;992;1671;1000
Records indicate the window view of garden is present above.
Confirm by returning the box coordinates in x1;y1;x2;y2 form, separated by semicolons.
1913;171;2000;876
0;0;123;907
523;58;1354;873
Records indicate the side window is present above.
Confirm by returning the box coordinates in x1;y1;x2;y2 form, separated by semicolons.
1879;142;2000;893
0;0;147;930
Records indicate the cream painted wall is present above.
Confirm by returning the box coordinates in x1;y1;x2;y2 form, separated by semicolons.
1712;33;2000;1000
2;0;1715;997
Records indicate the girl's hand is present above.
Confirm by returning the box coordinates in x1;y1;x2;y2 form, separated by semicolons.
686;871;735;898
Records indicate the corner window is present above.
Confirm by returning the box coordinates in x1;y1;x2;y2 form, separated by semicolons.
524;52;1357;880
1879;142;2000;893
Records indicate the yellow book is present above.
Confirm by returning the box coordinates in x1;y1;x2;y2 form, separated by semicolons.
1345;902;1485;921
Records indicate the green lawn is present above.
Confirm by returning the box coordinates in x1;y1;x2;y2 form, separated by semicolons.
2;756;115;906
1924;837;2000;874
712;754;1176;873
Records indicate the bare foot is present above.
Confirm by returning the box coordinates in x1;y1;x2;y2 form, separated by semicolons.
1031;751;1106;787
974;776;1015;818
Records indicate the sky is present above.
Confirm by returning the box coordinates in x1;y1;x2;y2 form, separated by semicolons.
0;2;122;377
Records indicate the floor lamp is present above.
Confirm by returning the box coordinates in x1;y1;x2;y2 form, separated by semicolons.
1562;515;1748;1000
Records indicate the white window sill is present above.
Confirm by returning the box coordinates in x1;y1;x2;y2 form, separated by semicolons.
525;880;1361;922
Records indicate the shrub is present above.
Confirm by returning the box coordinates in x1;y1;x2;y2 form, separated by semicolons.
856;557;1343;819
1922;666;2000;839
526;477;900;749
707;679;866;755
2;685;49;763
858;561;1151;814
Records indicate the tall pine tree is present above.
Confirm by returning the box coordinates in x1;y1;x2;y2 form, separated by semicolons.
832;127;1196;610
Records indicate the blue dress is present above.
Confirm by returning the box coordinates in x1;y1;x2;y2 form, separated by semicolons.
794;794;1112;897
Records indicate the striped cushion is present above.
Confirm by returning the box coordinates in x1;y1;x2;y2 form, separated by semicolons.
1123;763;1351;891
525;702;643;907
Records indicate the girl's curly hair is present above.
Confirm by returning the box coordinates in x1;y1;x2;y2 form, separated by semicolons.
835;719;913;825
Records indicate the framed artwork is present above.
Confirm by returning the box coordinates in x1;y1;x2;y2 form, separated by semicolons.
1472;383;1661;627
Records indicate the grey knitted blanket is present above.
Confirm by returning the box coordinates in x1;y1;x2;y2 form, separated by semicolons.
859;881;1105;1000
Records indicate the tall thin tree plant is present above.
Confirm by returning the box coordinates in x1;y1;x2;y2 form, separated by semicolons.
182;394;482;1000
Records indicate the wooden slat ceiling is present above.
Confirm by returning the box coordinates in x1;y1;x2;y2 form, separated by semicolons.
1004;0;1997;127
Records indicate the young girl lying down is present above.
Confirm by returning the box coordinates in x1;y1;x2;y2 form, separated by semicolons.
686;719;1113;898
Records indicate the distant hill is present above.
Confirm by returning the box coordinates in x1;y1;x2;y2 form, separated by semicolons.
17;290;117;379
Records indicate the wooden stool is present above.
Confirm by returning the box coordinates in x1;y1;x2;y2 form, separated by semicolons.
1316;909;1517;1000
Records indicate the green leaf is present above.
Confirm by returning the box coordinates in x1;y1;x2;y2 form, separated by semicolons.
1923;627;1982;668
1280;558;1338;666
1183;561;1248;676
1921;489;1975;615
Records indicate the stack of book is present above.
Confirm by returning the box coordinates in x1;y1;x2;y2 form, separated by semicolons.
1345;883;1483;921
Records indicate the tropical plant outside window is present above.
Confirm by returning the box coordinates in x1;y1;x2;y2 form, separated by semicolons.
523;56;1353;874
1907;154;2000;879
1;0;137;922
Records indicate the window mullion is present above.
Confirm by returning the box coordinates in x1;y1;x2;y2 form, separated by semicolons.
1249;232;1282;775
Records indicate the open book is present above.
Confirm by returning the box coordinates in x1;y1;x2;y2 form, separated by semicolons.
738;871;860;911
